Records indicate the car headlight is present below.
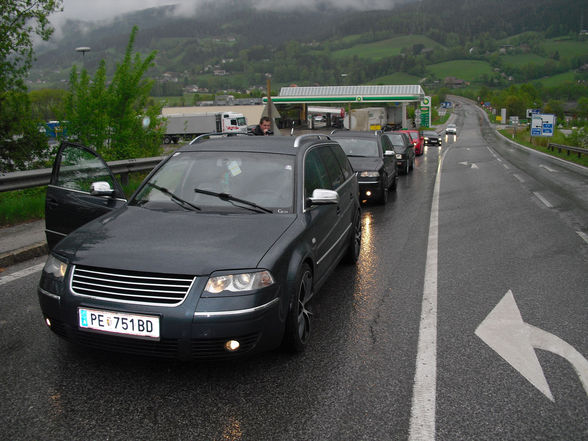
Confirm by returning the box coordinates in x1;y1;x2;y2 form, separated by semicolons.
205;270;274;294
359;171;380;178
40;254;68;295
396;154;403;159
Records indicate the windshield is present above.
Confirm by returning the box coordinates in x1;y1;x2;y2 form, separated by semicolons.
236;117;247;126
334;138;380;157
384;134;407;152
132;151;294;213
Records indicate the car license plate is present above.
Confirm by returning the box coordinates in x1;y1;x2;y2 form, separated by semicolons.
78;308;160;340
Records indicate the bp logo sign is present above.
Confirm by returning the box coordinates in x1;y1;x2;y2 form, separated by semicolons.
422;97;430;106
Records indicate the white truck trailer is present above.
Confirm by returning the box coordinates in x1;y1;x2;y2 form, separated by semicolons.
163;112;247;144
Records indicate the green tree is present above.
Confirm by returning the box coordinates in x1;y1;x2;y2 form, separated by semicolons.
544;99;564;120
1;0;62;91
0;0;63;171
577;97;588;119
29;88;68;121
65;26;164;161
0;91;50;171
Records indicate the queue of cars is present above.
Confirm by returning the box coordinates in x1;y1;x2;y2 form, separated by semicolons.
38;126;444;360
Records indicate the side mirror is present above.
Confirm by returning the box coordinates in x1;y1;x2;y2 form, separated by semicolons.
308;189;339;206
90;181;115;196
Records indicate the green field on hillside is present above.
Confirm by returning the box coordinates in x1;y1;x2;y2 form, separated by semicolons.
542;38;588;58
368;72;422;85
532;70;577;87
331;35;444;60
427;60;494;81
501;53;550;67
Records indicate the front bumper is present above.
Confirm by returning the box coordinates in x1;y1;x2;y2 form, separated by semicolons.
357;180;384;201
38;281;285;360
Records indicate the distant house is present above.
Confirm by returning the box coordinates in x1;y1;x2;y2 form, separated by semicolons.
444;77;467;88
213;69;227;76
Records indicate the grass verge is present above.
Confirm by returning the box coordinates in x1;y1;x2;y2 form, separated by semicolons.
499;128;588;168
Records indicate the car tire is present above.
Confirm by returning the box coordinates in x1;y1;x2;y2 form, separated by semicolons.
283;263;313;353
405;161;410;175
344;209;362;264
391;175;397;192
410;158;414;171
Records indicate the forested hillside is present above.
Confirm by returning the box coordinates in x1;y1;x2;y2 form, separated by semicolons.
29;0;587;96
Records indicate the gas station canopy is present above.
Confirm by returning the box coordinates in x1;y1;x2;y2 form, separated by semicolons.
265;85;425;104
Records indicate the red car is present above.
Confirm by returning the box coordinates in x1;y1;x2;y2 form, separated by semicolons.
398;130;424;156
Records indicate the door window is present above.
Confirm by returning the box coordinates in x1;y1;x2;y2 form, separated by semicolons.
304;149;330;200
329;145;354;179
316;147;344;190
55;145;116;193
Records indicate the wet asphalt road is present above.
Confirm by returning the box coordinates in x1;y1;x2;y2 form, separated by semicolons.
1;101;586;440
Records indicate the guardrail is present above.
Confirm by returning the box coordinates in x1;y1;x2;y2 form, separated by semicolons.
0;156;166;192
548;143;588;158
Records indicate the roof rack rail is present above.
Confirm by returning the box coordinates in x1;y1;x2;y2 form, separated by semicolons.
293;134;331;148
188;132;247;145
329;129;349;135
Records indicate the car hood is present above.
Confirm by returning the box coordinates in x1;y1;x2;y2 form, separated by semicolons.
347;156;383;172
54;206;296;275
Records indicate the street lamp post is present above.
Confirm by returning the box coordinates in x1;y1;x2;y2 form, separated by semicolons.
75;46;91;67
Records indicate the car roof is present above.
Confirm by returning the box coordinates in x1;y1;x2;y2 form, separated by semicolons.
329;130;379;139
179;134;334;155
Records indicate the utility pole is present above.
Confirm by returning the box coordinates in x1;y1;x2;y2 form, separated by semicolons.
266;74;272;131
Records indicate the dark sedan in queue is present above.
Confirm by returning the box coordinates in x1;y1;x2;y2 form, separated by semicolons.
382;131;415;175
423;130;442;147
330;130;397;205
39;135;361;360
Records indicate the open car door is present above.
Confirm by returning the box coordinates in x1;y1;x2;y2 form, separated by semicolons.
45;142;127;250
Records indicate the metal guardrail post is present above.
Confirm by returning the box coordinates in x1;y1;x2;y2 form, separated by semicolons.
548;143;588;159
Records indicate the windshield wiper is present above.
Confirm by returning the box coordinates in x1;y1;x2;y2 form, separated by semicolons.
194;188;273;214
146;183;201;211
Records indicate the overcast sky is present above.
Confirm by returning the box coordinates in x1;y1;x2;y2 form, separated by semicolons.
50;0;399;30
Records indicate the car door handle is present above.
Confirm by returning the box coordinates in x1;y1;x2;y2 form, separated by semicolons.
46;197;59;208
336;206;341;215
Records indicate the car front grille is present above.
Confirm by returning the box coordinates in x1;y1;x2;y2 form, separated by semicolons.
71;265;195;306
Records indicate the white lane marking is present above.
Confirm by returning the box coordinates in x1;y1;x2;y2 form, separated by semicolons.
0;263;45;286
577;231;588;245
502;163;510;170
409;144;443;441
533;192;553;208
513;174;525;183
496;157;503;162
539;164;557;173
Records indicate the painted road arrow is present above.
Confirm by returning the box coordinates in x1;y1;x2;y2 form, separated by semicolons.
458;161;479;169
475;290;588;402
